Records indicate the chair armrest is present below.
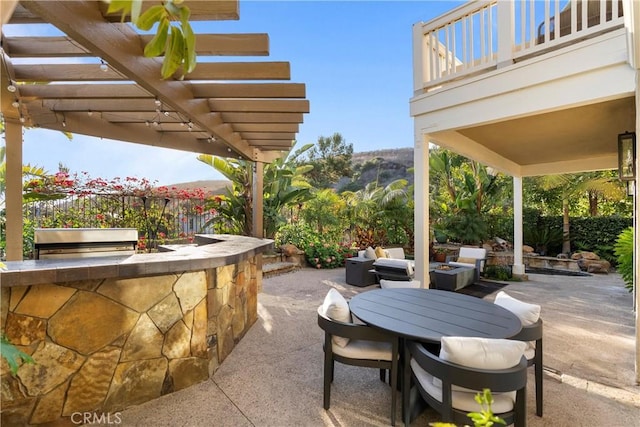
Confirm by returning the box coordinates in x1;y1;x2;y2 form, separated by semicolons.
510;319;543;342
317;309;393;343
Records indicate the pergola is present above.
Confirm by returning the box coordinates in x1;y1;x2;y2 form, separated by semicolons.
1;0;309;260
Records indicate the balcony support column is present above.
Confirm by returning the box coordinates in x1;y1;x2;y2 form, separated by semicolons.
512;176;526;279
414;129;430;288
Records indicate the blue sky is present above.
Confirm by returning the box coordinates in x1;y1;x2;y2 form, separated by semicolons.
12;1;463;185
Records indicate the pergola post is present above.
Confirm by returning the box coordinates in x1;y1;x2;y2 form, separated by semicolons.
4;119;23;261
414;130;430;288
252;161;264;238
512;176;526;278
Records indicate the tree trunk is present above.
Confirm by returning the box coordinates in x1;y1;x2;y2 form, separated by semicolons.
588;190;598;216
562;197;571;254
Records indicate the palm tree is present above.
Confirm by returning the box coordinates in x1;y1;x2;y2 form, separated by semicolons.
198;142;314;238
538;173;625;253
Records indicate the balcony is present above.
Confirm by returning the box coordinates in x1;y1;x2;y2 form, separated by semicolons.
410;0;634;177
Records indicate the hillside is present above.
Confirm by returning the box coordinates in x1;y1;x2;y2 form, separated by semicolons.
167;180;231;195
337;147;414;192
169;148;415;193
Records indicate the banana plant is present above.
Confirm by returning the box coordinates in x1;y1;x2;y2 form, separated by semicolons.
198;142;315;238
105;0;196;79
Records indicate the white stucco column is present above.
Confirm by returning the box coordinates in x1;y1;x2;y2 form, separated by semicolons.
414;131;430;288
512;176;525;277
252;161;264;238
5;119;23;261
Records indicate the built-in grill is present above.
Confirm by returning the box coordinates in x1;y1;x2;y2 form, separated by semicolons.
34;228;138;259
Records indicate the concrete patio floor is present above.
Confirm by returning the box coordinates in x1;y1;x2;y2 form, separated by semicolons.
118;268;639;426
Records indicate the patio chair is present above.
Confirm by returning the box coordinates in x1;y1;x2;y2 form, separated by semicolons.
372;258;415;282
494;291;544;416
403;337;528;427
447;247;486;283
317;289;399;426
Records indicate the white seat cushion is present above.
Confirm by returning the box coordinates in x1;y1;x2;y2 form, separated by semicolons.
380;279;421;289
333;339;393;361
321;289;351;347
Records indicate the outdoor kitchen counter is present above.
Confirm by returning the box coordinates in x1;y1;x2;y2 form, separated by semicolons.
0;234;274;287
1;234;272;425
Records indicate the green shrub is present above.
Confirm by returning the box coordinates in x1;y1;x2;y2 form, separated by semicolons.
304;241;355;269
614;227;634;293
275;223;317;250
484;265;513;281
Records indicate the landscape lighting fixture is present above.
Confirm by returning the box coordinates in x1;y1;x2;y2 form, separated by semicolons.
7;80;16;92
100;59;108;72
617;131;636;181
11;100;19;108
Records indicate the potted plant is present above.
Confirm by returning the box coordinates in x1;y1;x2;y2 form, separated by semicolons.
434;247;448;263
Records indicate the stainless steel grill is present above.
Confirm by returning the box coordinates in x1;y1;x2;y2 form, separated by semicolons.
34;228;138;259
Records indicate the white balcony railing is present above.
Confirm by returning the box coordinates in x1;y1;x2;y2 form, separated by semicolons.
413;0;625;92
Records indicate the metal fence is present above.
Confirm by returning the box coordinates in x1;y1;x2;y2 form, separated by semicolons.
22;194;221;251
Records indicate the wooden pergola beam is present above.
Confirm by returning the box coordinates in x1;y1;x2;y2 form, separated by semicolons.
9;1;240;23
221;112;304;123
240;132;296;140
14;62;292;82
233;123;300;132
208;99;309;113
190;83;306;99
19;82;306;100
4;33;269;57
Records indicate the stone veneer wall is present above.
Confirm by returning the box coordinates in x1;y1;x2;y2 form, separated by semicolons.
1;256;260;426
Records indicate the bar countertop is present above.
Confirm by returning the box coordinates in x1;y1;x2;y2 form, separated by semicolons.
0;234;273;287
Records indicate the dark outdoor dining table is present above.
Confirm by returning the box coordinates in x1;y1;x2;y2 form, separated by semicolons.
349;288;523;422
349;288;522;342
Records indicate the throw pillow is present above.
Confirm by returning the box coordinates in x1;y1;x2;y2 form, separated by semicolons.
440;336;526;370
375;246;387;259
494;291;541;326
456;257;476;264
322;289;351;347
364;246;377;259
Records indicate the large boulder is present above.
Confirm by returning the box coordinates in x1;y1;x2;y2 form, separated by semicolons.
571;251;600;261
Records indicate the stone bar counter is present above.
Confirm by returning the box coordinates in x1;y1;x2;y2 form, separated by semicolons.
0;234;272;426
